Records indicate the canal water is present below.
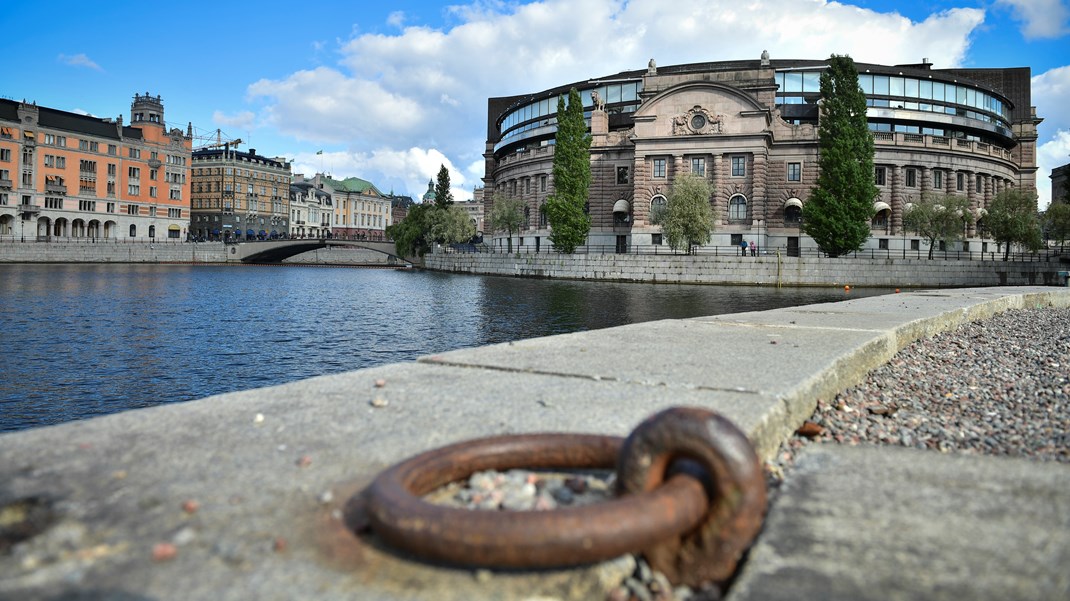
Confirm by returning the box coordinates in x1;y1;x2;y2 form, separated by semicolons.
0;264;894;432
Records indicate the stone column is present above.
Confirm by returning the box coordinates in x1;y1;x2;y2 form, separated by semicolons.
889;165;902;235
753;153;768;231
713;155;725;224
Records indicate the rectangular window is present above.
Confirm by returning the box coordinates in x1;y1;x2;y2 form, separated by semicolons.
787;162;801;181
150;169;157;181
878;238;889;250
79;159;96;173
0;148;10;162
875;167;886;186
149;186;157;198
45;197;63;209
149;207;157;217
975;174;983;193
906;168;917;188
731;156;746;177
616;167;629;185
525;178;531;194
108;163;117;176
651;233;662;246
956;173;965;191
128;184;140;196
933;170;943;190
78;200;96;212
691;157;705;177
128;148;141;159
80;179;95;194
0;193;7;205
128;166;140;180
108;144;117;156
127;204;139;215
653;158;667;178
910;239;920;251
107;202;115;213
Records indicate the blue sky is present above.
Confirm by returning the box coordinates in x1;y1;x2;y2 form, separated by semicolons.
2;0;1068;207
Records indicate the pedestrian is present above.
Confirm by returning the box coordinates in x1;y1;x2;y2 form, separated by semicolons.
749;241;757;256
740;239;748;256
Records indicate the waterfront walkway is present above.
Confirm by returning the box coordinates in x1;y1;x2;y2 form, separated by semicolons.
1;287;1067;600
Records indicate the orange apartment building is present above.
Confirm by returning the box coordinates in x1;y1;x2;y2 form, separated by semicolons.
0;93;193;241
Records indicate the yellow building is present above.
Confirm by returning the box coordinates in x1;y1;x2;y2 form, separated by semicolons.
0;93;193;240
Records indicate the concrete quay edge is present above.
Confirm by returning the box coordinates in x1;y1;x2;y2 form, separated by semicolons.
1;286;1068;600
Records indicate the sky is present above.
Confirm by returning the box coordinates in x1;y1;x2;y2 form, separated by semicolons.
2;0;1068;207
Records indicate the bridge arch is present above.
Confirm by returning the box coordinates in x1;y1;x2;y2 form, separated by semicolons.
232;239;413;265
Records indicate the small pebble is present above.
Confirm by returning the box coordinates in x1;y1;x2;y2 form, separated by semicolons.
370;398;389;408
273;537;287;553
319;490;334;504
296;455;312;468
181;500;199;514
152;542;177;562
374;379;387;388
254;413;264;424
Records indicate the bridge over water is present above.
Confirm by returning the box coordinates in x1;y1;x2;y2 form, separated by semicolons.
226;239;412;265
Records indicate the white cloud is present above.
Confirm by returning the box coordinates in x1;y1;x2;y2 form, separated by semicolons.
248;0;988;198
1032;65;1070;209
387;11;406;28
996;0;1070;39
58;53;102;71
291;148;473;202
212;110;257;131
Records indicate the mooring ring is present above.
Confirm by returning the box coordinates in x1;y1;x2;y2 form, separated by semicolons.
616;407;768;588
356;432;710;568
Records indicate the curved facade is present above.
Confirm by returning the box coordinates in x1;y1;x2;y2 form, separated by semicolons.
482;56;1041;254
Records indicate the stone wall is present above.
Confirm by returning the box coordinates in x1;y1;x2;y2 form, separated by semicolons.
424;252;1065;288
0;241;227;263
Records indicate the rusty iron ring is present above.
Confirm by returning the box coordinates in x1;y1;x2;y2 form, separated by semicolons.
616;407;768;589
357;432;710;569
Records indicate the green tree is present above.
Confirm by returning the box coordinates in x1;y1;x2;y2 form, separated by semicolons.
1042;201;1070;247
986;188;1042;260
662;174;716;254
433;164;454;209
428;205;476;245
545;88;591;253
386;203;433;257
803;55;879;257
488;193;525;253
903;192;970;259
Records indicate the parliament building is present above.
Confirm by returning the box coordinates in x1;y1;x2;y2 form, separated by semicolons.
482;54;1041;255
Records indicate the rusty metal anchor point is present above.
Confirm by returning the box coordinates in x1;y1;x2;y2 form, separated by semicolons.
350;407;766;589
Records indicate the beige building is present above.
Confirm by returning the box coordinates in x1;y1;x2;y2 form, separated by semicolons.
190;146;291;240
1;93;193;241
484;55;1041;256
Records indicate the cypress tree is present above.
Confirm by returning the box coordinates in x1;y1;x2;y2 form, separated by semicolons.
433;164;454;208
545;88;591;253
803;55;878;257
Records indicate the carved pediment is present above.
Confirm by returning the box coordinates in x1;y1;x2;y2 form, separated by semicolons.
672;106;724;135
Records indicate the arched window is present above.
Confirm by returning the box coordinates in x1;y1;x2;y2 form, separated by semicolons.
729;195;748;221
148;225;156;238
785;205;801;224
129;224;137;237
649;195;666;223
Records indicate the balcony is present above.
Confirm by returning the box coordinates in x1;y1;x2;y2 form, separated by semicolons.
0;178;12;189
18;202;40;215
45;182;67;194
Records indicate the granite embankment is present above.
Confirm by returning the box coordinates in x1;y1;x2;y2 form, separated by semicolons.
424;251;1067;287
0;241;390;265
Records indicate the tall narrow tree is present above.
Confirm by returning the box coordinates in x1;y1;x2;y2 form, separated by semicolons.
545;88;591;253
433;164;454;209
803;54;879;257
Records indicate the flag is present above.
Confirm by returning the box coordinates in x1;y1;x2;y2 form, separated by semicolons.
316;150;323;155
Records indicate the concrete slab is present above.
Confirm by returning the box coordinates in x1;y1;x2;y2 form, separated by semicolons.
727;445;1070;601
0;362;773;601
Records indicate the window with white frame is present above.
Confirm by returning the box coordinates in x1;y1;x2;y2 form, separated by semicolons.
731;156;746;177
653;158;667;178
787;162;801;181
691;157;705;177
729;194;748;220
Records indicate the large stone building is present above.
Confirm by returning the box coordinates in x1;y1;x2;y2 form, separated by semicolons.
321;175;392;240
189;146;291;240
1052;163;1069;207
483;55;1041;255
1;93;193;241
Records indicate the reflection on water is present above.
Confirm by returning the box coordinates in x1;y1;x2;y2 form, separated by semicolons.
0;264;892;431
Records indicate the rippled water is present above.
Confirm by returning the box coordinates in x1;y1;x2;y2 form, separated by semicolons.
0;264;893;431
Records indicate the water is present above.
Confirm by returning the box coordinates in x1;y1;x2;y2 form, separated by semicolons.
0;264;893;432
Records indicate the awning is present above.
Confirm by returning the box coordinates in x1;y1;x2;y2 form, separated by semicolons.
24;131;34;139
168;225;180;231
873;201;891;214
784;198;803;210
612;199;630;214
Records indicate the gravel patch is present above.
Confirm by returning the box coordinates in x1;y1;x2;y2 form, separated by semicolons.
767;305;1070;489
